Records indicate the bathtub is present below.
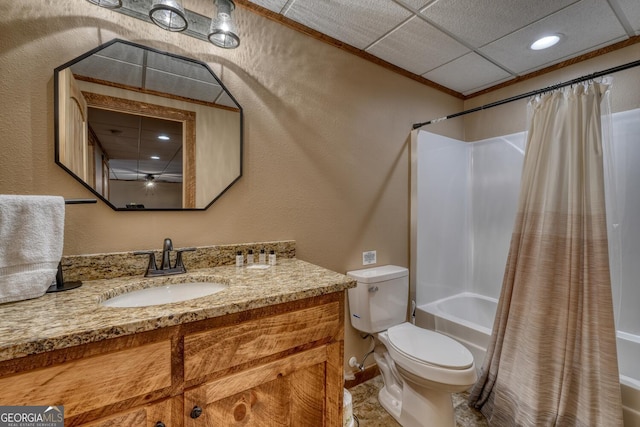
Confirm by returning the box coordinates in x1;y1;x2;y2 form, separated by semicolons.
415;292;640;426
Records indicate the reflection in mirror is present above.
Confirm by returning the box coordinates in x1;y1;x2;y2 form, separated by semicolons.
55;39;242;210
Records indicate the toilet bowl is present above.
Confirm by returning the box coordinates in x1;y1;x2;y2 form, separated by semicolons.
347;266;477;427
376;323;477;427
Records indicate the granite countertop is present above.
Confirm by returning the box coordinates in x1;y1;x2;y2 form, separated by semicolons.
0;259;355;362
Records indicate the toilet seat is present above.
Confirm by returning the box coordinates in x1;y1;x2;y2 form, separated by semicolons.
382;323;477;388
386;322;473;370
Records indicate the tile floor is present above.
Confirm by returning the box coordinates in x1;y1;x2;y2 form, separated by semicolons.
348;375;489;427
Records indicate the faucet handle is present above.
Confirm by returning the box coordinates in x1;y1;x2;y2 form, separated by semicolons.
174;247;196;270
134;251;158;276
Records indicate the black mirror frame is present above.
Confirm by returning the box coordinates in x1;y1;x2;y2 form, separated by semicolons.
54;38;243;211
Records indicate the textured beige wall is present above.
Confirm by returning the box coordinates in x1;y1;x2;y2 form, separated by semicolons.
462;43;640;142
0;1;462;371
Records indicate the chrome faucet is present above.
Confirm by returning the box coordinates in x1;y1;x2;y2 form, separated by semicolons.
134;238;196;277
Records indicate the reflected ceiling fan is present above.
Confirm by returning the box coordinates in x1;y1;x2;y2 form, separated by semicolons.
108;164;183;183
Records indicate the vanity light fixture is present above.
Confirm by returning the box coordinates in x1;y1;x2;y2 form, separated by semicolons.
149;0;188;32
208;0;240;49
530;34;562;51
85;0;242;49
145;174;156;187
85;0;122;9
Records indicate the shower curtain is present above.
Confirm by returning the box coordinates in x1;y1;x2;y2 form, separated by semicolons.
468;81;623;426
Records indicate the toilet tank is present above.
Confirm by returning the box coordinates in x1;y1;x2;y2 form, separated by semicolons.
346;265;409;333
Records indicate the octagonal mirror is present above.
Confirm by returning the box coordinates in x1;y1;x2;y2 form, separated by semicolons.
55;39;242;210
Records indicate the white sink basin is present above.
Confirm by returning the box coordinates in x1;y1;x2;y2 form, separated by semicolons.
101;282;227;308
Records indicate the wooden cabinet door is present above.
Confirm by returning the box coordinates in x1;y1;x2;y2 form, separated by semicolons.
78;397;178;427
184;345;342;426
0;341;172;424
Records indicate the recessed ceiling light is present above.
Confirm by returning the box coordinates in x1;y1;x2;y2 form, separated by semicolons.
150;155;160;160
530;34;562;51
157;135;170;141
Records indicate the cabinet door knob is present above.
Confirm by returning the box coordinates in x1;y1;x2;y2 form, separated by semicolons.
190;406;203;419
155;422;166;427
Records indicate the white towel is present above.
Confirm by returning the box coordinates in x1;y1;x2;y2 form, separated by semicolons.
0;195;65;304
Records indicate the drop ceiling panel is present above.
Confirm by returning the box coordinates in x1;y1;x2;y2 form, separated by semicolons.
395;0;432;10
478;0;628;74
420;0;579;48
164;157;185;181
215;91;238;108
284;0;413;50
146;51;218;83
71;43;145;87
145;68;224;103
423;53;513;95
367;16;469;75
71;55;143;87
615;0;640;34
108;160;138;180
95;42;146;66
136;159;165;175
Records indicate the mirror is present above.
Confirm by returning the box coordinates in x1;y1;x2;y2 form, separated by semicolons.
55;39;242;210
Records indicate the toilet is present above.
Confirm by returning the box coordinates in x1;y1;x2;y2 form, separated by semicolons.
347;265;477;427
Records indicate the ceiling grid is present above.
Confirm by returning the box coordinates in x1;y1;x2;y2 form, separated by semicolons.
242;0;640;96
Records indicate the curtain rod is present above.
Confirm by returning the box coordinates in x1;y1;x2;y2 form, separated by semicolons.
412;59;640;130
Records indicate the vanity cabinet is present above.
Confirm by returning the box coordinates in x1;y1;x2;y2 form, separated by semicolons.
182;301;343;426
0;292;344;426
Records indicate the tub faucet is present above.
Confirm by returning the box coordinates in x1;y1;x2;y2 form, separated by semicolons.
134;238;196;277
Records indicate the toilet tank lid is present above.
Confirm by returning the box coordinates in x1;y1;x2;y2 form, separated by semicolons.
346;265;408;283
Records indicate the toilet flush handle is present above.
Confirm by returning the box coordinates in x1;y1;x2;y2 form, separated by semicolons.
368;286;379;293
